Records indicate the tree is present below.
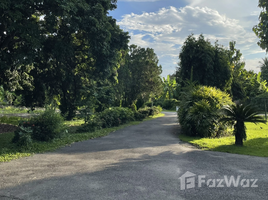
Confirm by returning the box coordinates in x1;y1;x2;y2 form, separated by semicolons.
1;0;129;118
178;34;232;91
116;45;163;107
260;57;268;82
221;104;266;146
253;0;268;51
162;75;177;100
0;0;42;91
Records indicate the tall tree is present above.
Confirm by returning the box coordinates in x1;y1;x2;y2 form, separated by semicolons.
253;0;268;51
178;34;232;91
1;0;129;118
116;45;163;107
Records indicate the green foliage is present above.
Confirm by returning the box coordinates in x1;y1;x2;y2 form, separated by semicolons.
0;116;23;126
178;85;233;138
134;112;146;121
76;115;102;133
162;99;179;110
30;109;67;141
12;109;67;142
162;75;178;99
116;45;163;107
0;115;166;163
178;34;232;91
1;0;129;118
99;107;134;128
78;107;135;132
138;106;162;118
253;0;268;52
220;104;266;146
231;68;268;101
260;57;268;82
179;122;268;157
12;126;33;149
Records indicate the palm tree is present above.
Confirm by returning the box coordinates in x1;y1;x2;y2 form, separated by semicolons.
220;104;266;146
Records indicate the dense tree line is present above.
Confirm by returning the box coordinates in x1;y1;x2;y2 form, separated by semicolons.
0;0;164;119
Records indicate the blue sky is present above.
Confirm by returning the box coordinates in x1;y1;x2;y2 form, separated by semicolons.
109;0;266;77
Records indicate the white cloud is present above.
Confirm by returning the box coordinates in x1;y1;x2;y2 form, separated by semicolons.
244;58;262;72
118;4;265;77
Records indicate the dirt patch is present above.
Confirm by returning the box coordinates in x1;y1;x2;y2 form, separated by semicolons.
0;124;18;134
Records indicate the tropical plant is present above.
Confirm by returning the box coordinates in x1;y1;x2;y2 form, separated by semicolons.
260;57;268;82
178;85;233;138
220;104;266;146
162;75;177;99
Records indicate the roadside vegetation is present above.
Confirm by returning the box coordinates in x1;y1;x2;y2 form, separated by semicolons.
0;107;164;163
179;122;268;157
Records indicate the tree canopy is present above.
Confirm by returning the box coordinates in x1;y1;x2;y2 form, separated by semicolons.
0;0;130;119
178;34;232;91
253;0;268;52
116;45;163;107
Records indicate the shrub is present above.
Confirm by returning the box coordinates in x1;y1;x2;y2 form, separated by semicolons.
12;126;33;148
134;112;146;121
178;86;233;138
162;99;179;110
138;106;162;117
77;115;102;133
16;109;67;142
78;107;135;132
144;102;153;107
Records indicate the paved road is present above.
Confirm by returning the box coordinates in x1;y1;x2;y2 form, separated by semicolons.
0;112;267;200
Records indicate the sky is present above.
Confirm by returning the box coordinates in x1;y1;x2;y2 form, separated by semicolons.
109;0;267;78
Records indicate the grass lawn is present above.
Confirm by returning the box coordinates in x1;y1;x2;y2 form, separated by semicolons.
0;106;44;115
0;113;165;163
179;122;268;157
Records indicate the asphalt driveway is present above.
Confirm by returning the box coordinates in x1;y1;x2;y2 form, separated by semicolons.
0;112;267;200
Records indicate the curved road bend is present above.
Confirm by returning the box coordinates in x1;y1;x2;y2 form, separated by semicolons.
0;112;268;200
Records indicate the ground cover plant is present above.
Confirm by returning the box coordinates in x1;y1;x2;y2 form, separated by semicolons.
179;121;268;157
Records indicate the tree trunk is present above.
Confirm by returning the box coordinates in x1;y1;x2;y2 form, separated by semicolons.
235;133;243;146
235;121;244;146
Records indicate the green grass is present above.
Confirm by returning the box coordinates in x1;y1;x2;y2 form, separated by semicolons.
0;116;25;125
179;122;268;157
0;106;44;115
0;113;165;163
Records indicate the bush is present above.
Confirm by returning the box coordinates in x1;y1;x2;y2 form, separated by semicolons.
76;115;102;133
178;86;233;138
78;107;135;132
13;109;67;143
134;112;146;121
12;126;33;148
138;106;162;117
162;99;179;110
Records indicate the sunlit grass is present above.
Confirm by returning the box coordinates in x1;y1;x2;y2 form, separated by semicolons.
179;122;268;157
0;106;44;115
0;116;25;125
